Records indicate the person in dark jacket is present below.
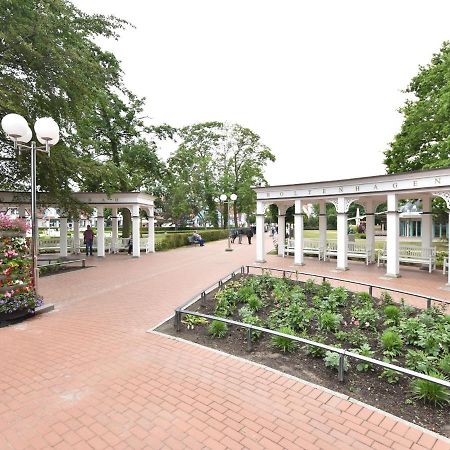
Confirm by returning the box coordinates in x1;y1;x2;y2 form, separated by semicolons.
238;228;243;244
246;228;254;244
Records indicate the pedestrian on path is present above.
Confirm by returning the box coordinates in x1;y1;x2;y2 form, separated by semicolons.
246;228;254;244
238;228;243;244
83;225;94;256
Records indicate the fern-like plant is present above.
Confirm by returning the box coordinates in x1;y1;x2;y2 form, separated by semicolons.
208;320;228;338
271;326;297;353
410;372;450;407
384;305;400;326
323;351;349;372
438;354;450;375
380;330;403;357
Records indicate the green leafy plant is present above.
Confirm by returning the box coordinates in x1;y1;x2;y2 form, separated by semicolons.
405;350;436;373
354;291;374;308
241;315;263;341
438;354;450;375
286;303;314;331
417;332;441;357
323;351;349;372
384;305;400;327
379;358;400;384
271;326;297;353
181;314;209;329
351;305;379;330
303;278;318;295
399;299;415;318
328;287;348;307
350;344;374;372
380;330;403;357
239;305;254;320
318;311;342;332
399;318;424;345
208;320;228;338
410;372;450;406
380;291;394;306
246;294;264;311
305;335;327;357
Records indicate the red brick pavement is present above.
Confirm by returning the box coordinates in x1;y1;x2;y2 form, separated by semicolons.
0;236;448;449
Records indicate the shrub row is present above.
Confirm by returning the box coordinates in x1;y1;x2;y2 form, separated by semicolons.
155;229;228;251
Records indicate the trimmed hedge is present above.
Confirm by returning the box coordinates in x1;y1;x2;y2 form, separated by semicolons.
155;229;229;251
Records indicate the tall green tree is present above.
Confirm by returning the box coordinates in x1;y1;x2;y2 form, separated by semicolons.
165;122;275;227
384;42;450;173
76;88;171;235
0;0;128;210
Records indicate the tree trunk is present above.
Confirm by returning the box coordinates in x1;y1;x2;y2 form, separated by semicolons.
233;203;238;227
121;208;131;238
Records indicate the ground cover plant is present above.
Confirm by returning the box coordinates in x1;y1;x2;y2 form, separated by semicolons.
160;272;450;436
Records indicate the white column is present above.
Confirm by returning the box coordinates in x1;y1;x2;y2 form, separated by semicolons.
386;193;400;277
111;207;118;253
147;206;155;253
73;220;80;254
132;205;141;258
256;201;266;262
365;200;375;263
97;206;105;257
448;212;450;285
336;197;348;271
294;199;304;265
319;201;327;260
421;195;432;250
277;207;286;256
59;217;68;257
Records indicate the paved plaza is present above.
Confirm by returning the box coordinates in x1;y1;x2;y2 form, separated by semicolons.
1;236;449;449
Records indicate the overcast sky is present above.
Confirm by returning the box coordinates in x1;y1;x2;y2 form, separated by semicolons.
72;0;450;186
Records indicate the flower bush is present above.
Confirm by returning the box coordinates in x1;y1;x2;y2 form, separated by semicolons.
0;227;41;316
0;213;30;233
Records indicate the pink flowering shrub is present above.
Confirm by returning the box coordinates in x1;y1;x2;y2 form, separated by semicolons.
0;233;41;315
0;213;30;233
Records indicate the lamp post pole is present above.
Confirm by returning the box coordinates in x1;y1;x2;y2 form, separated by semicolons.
1;114;60;294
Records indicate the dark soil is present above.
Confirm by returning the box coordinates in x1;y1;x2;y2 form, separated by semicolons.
157;274;450;438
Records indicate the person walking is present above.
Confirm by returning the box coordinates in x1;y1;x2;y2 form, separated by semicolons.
83;225;94;256
231;229;238;243
238;228;243;244
246;228;254;244
128;236;133;255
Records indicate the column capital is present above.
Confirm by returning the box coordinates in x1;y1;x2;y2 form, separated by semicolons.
433;191;450;209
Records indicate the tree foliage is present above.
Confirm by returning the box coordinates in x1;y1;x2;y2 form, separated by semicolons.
384;42;450;173
165;122;275;227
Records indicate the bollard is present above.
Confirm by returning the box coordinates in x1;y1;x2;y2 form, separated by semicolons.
175;310;181;332
247;328;252;352
338;353;345;382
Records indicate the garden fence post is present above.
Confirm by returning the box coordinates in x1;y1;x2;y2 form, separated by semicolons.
247;328;252;352
427;298;432;309
338;353;345;382
175;309;181;332
246;266;249;274
283;270;286;278
369;286;373;297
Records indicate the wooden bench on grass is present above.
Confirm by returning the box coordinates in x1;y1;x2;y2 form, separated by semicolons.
378;246;436;273
325;240;373;265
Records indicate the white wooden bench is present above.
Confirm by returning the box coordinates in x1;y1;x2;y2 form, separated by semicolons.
107;237;151;254
378;245;436;273
283;238;324;259
325;240;372;265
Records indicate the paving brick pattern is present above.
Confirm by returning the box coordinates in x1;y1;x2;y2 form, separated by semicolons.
0;236;448;449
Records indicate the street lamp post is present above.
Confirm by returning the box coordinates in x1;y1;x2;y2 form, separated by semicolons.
219;193;237;252
1;114;60;294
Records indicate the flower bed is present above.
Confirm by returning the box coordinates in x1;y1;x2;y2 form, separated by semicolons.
0;214;42;320
159;273;450;436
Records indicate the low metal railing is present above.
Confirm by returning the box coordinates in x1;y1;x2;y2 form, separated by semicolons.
174;266;450;388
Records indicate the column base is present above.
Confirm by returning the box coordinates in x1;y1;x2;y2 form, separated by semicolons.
255;259;266;263
385;272;401;278
294;262;305;266
336;266;348;271
225;248;234;252
132;255;140;258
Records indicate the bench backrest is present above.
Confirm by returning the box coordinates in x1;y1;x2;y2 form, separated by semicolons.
399;246;436;258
